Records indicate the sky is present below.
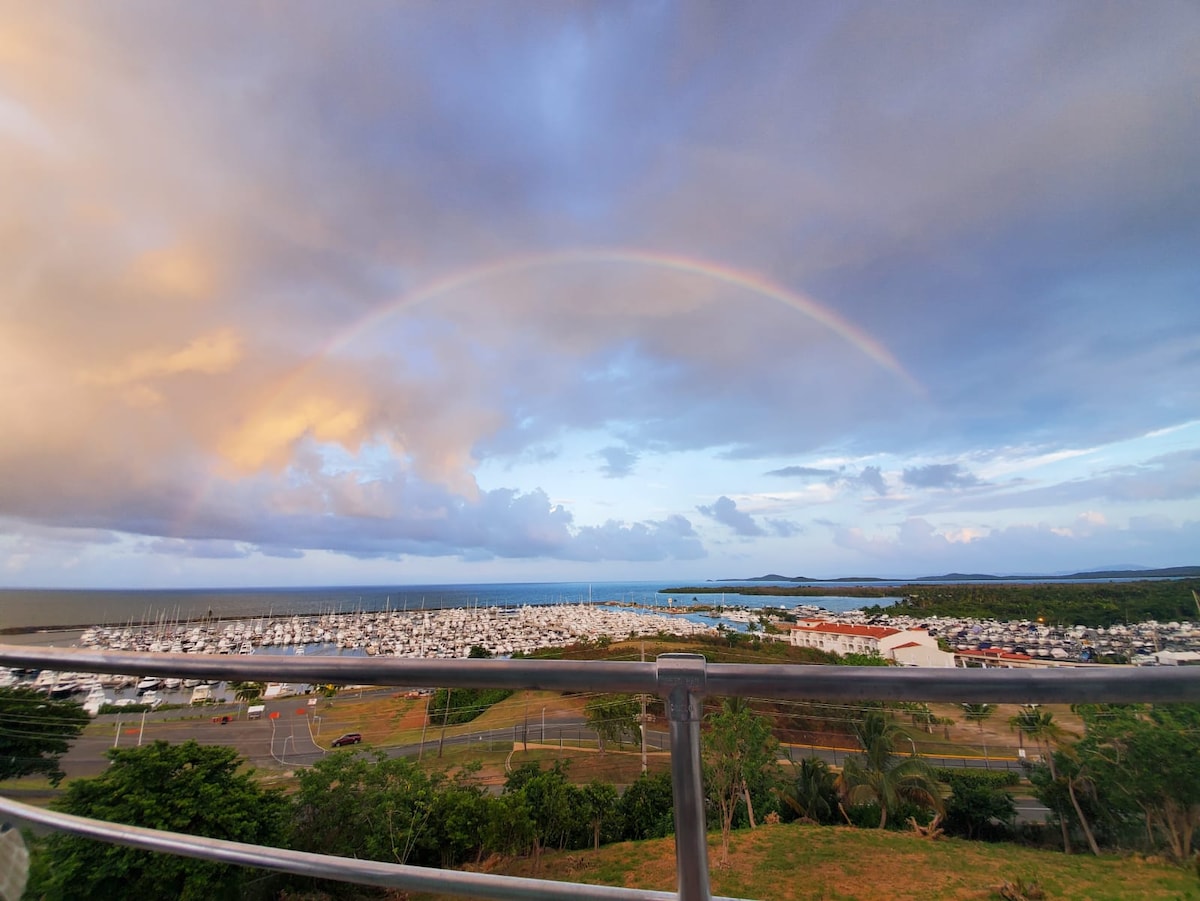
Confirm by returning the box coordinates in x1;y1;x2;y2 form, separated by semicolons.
2;2;1199;589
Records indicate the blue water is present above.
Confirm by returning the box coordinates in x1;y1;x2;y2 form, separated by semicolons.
0;582;898;630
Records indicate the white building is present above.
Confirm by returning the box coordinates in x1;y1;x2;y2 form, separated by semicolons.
787;620;955;667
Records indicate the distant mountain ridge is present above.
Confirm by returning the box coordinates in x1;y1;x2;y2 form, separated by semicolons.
728;565;1200;583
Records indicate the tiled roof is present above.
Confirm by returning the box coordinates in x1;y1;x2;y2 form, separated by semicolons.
789;622;900;639
958;648;1032;661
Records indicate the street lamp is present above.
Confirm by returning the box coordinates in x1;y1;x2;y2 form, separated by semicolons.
541;707;546;743
906;735;917;757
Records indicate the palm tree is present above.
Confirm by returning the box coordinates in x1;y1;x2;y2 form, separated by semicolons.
1008;706;1099;854
962;702;995;766
230;681;266;704
780;756;837;824
837;712;943;829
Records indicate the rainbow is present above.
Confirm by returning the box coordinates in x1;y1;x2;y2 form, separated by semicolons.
301;248;924;394
178;249;923;536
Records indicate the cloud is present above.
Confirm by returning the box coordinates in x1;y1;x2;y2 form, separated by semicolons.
0;7;1196;583
766;519;803;538
765;465;838;479
570;515;705;562
902;463;981;490
920;449;1200;514
597;446;638;478
144;538;252;559
855;466;888;496
697;496;766;537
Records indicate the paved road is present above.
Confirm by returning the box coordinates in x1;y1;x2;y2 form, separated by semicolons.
54;697;1053;825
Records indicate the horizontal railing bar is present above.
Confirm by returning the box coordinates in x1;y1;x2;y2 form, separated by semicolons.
0;796;747;901
2;644;1198;703
0;645;653;693
704;662;1200;704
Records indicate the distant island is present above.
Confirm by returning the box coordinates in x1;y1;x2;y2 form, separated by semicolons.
724;566;1200;583
663;568;1200;627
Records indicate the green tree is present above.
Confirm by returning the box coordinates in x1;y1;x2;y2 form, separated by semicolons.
961;702;996;763
779;756;838;825
519;763;574;873
291;751;439;867
28;740;287;901
583;694;641;754
1076;703;1200;861
427;765;490;866
942;771;1017;840
228;681;266;703
837;711;943;829
482;792;535;858
579;779;620;850
0;687;89;785
1010;705;1099;854
703;698;781;862
618;771;675;841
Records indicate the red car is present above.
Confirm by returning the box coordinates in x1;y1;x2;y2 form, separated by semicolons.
331;732;362;747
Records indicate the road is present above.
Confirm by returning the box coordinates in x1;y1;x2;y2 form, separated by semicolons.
51;695;1051;824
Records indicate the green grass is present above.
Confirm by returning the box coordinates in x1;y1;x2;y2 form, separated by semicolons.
406;822;1199;901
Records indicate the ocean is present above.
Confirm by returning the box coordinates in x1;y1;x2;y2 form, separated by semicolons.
0;581;898;633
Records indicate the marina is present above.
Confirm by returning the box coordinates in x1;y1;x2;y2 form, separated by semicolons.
5;591;1199;713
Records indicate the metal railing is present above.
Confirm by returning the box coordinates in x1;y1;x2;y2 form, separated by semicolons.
2;643;1199;901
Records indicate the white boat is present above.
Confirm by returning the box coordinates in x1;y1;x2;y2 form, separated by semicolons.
136;677;161;693
189;684;214;704
83;687;110;716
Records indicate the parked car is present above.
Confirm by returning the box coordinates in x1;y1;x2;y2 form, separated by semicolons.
331;732;362;747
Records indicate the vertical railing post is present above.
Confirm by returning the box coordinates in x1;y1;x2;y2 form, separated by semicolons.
656;654;710;901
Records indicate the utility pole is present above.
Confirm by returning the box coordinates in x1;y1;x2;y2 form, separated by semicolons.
437;688;451;758
418;695;430;762
640;642;648;773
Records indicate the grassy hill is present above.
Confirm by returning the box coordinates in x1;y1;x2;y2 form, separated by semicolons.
409;821;1199;901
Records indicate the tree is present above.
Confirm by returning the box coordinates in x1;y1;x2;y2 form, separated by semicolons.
482;792;534;858
618;771;675;841
961;702;996;764
580;779;620;850
427;765;490;867
703;698;781;862
0;687;89;785
291;750;439;868
837;711;943;830
942;771;1017;840
1075;703;1200;861
961;703;995;733
584;694;641;755
518;764;574;873
28;740;287;901
779;756;838;825
228;681;265;703
1009;706;1099;854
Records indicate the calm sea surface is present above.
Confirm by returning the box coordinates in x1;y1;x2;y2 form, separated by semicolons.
0;582;898;632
